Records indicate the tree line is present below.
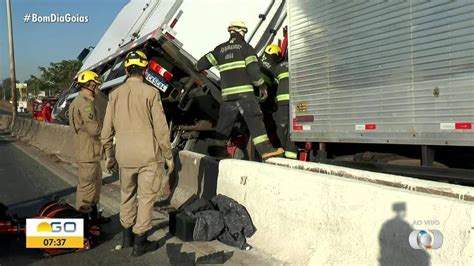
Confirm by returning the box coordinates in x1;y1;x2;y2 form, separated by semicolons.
0;60;82;100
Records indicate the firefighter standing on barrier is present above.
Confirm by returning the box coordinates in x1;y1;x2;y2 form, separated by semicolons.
196;20;284;160
261;44;298;159
68;70;111;224
101;50;174;256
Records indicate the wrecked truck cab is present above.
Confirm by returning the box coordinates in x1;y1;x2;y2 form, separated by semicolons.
52;38;224;155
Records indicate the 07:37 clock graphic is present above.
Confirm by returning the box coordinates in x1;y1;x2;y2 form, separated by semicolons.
42;238;68;247
26;218;84;249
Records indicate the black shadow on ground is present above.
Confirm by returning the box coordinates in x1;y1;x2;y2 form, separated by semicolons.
166;243;196;265
378;202;430;266
147;220;170;236
96;213;121;247
102;173;119;185
166;243;234;265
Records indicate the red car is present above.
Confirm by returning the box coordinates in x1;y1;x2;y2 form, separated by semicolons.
32;97;57;123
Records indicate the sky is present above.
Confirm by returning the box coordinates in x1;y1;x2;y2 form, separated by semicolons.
0;0;128;81
0;0;286;82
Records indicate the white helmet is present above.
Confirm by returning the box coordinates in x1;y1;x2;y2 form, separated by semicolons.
228;19;248;35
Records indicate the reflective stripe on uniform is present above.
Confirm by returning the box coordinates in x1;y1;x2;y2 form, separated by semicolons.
276;94;290;102
245;55;258;65
262;74;272;85
252;134;269;145
253;78;264;87
284;151;298;159
277;72;289;81
206;53;218;66
221;85;254;96
219;61;246;72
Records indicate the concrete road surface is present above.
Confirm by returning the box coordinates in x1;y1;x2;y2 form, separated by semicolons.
0;131;279;266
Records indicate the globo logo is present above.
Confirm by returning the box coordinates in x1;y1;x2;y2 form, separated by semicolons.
409;230;443;250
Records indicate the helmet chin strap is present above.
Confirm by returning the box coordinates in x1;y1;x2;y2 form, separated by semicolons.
82;86;95;97
229;27;247;37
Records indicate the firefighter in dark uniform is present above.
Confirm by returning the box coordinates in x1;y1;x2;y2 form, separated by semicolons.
196;20;284;160
258;57;280;148
262;44;298;159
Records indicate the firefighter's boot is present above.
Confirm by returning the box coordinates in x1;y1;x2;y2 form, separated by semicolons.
122;227;134;248
80;211;91;238
91;205;111;225
132;233;159;256
79;209;99;239
261;147;285;160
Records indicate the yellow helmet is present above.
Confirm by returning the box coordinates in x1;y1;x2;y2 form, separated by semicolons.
124;50;148;68
228;19;248;33
77;70;101;85
264;44;282;57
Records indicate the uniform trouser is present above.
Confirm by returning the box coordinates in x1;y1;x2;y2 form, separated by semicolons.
76;161;102;212
119;163;164;235
273;103;298;159
216;97;274;156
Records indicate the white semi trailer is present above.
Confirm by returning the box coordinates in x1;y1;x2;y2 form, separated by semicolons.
287;0;474;182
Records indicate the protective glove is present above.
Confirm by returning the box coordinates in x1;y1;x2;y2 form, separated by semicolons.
105;157;117;173
165;157;174;176
258;84;268;103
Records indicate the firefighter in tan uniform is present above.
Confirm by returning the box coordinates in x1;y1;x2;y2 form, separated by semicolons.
101;50;174;256
69;70;110;224
93;85;109;124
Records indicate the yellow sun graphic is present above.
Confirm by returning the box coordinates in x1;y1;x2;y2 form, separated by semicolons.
37;222;52;233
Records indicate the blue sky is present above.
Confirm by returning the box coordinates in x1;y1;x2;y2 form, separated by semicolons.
0;0;128;81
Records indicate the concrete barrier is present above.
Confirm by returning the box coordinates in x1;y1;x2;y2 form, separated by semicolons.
0;114;11;129
40;123;70;155
1;115;70;160
170;150;219;209
266;158;474;201
14;118;32;139
8;117;60;154
56;126;75;162
217;159;474;265
16;119;39;145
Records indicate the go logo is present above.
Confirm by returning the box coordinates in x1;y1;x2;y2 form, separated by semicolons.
26;218;84;248
36;221;77;233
